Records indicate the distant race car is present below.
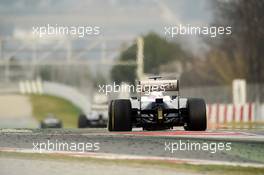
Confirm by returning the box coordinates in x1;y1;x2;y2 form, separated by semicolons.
78;105;107;128
78;93;108;128
108;77;207;131
78;111;107;128
40;114;62;128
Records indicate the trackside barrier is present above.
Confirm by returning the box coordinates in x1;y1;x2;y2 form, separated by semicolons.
206;103;260;129
19;79;43;94
19;80;91;116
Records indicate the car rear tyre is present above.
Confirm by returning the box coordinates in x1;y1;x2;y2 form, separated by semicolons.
78;114;88;128
184;98;207;131
57;122;62;128
108;100;113;131
40;122;46;129
108;99;132;131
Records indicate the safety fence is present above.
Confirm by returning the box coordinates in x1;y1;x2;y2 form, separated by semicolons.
206;103;264;129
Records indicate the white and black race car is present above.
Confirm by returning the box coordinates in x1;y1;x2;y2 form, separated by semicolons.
78;93;108;128
108;77;207;131
78;104;107;128
78;110;107;128
40;114;62;128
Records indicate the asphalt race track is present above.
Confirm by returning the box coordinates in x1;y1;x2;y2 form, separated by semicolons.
0;128;264;167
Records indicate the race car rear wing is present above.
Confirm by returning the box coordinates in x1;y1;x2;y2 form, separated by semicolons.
139;79;179;92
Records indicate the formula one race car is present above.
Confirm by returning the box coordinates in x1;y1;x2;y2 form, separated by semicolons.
78;93;108;128
40;114;62;128
108;77;207;131
78;108;107;128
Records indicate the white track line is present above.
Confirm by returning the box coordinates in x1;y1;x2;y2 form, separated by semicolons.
0;147;263;168
0;129;32;133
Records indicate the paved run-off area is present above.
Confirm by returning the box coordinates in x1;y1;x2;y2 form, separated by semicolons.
0;94;38;128
0;153;204;175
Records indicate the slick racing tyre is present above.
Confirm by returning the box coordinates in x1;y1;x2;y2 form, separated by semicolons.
78;114;88;128
184;98;207;131
108;100;113;131
56;122;62;128
108;99;132;131
40;122;46;129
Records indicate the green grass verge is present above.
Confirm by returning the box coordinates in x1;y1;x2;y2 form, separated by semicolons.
29;95;82;128
1;151;264;175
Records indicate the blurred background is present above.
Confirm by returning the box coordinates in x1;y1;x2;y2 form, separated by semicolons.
0;0;263;129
